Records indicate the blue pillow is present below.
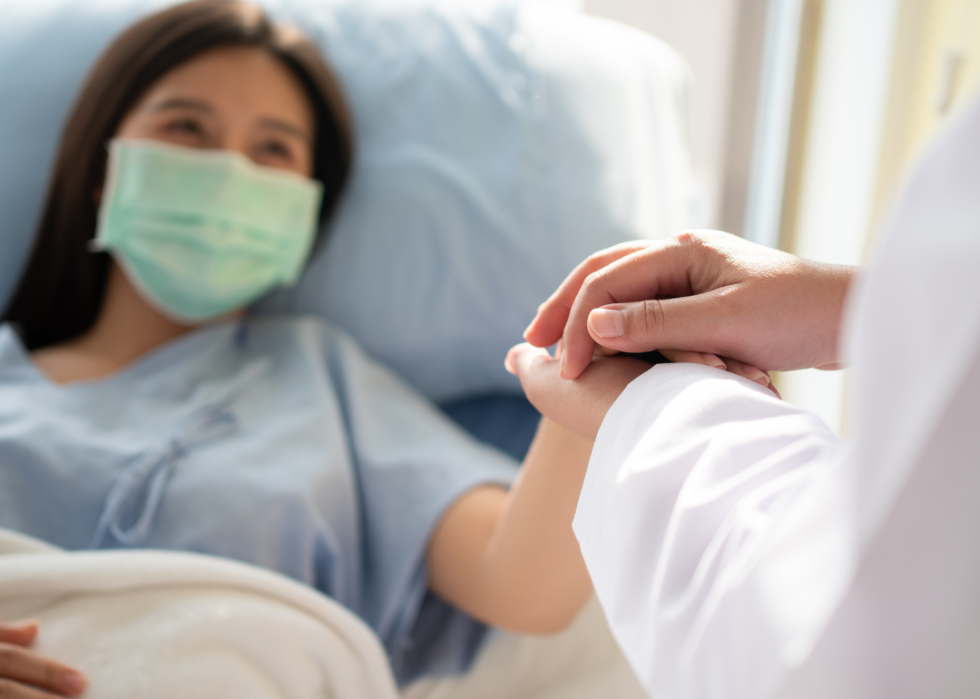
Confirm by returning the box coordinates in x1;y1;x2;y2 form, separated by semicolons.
0;0;696;401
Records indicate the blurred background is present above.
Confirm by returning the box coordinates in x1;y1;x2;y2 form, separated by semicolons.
543;0;980;435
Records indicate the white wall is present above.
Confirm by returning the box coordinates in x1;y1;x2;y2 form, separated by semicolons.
530;0;583;9
582;0;742;227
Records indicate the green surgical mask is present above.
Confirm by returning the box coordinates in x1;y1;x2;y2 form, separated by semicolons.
92;139;324;324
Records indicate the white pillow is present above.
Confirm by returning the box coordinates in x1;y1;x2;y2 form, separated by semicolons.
0;0;696;401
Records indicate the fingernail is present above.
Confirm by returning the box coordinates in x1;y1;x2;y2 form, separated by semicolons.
9;619;39;629
555;340;564;361
504;351;516;375
702;353;726;370
589;308;625;338
63;670;87;694
753;375;770;387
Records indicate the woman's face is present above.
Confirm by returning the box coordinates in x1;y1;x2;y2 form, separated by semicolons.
115;45;315;176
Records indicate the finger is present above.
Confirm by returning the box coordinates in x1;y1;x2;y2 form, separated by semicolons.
722;358;772;388
592;345;619;357
0;622;38;647
658;349;726;369
523;240;654;348
505;343;556;380
506;343;565;420
815;361;847;371
0;677;66;698
559;240;718;379
727;359;781;398
505;343;556;383
0;645;87;696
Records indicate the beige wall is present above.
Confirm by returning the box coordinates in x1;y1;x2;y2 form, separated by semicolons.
872;0;980;251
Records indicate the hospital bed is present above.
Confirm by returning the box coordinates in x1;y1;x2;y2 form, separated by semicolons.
0;0;696;695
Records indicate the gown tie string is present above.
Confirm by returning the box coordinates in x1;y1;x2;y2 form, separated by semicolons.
90;359;268;549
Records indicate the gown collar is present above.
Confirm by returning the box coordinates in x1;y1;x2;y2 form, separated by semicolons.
0;320;245;393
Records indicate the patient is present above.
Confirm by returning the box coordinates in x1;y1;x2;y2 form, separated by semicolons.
0;1;596;694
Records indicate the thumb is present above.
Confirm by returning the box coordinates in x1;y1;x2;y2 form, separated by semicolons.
505;343;558;393
587;295;732;356
587;300;667;352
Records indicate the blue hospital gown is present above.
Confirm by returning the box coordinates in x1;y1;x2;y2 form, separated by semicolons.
0;316;518;682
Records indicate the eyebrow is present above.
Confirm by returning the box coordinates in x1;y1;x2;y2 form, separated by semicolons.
258;118;312;145
149;97;213;114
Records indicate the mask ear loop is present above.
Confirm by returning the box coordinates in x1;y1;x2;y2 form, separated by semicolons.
89;140;119;256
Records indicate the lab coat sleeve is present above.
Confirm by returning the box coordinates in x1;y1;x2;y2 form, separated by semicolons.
573;363;849;699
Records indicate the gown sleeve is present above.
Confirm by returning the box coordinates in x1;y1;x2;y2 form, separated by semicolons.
323;327;519;684
573;363;849;699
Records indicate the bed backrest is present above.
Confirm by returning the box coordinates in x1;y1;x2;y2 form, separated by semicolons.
0;0;696;402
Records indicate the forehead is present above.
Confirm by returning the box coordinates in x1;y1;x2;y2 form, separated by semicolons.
134;45;314;133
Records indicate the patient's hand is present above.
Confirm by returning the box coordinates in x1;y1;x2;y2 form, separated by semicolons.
0;620;87;697
506;343;776;440
506;344;650;440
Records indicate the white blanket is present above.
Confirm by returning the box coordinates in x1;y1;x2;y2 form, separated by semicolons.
0;530;401;698
0;529;646;699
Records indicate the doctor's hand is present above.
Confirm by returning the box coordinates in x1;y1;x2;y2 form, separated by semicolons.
0;620;87;697
524;231;857;380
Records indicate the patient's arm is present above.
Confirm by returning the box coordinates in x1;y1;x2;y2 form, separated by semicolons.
426;349;660;634
426;418;596;634
0;620;87;697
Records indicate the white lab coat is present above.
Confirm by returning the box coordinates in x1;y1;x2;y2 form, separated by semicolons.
573;95;980;699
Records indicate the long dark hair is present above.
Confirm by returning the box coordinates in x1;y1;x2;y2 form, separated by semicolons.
3;0;353;351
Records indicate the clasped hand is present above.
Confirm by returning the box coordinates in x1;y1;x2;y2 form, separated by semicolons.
507;230;856;439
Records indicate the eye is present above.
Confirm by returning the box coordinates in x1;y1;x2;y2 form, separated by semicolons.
163;117;208;139
256;139;293;160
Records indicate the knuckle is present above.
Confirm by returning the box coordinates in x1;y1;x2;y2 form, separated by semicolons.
586;247;608;264
639;299;666;340
673;230;697;245
581;270;603;294
676;229;711;249
0;646;14;673
41;661;62;688
581;250;610;276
